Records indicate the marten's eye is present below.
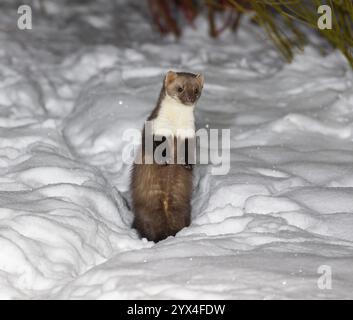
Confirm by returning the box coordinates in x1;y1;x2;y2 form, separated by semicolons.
194;88;199;95
177;86;183;93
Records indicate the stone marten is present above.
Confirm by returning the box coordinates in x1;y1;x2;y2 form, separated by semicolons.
131;71;204;242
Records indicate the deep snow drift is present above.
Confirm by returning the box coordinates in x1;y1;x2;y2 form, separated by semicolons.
1;0;353;299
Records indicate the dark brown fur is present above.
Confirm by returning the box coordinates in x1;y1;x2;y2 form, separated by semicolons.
131;163;193;242
131;71;204;242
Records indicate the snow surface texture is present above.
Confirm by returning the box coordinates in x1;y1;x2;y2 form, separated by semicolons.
1;0;353;299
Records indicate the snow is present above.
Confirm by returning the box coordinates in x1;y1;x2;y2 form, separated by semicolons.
1;0;353;299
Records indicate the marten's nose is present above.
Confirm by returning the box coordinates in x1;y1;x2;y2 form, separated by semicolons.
185;95;194;103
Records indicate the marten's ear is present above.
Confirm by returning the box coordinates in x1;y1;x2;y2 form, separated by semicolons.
165;70;178;86
196;73;204;88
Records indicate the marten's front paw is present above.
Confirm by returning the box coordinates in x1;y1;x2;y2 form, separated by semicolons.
183;164;193;170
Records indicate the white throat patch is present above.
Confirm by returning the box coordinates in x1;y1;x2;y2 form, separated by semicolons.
153;94;195;139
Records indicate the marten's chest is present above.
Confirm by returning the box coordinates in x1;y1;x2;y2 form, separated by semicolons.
152;97;195;139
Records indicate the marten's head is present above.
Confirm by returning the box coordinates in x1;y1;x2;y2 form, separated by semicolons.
164;71;204;106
